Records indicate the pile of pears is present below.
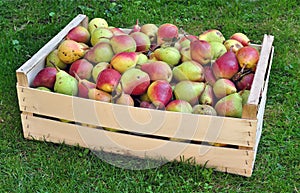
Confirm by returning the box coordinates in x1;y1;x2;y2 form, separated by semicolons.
32;17;260;120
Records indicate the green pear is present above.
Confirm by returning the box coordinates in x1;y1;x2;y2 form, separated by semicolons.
199;84;215;105
192;104;217;116
213;78;237;99
90;27;113;46
239;89;250;106
214;93;243;118
210;41;227;60
154;46;181;67
54;68;78;96
172;61;205;82
45;49;67;70
174;80;205;105
36;86;51;92
199;29;225;43
137;53;148;65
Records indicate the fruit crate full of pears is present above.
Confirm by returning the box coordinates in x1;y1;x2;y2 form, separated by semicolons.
16;14;274;177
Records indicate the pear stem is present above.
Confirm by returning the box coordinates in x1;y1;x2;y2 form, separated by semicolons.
111;81;123;103
49;60;61;72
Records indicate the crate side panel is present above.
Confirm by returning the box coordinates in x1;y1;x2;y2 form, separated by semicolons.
18;86;257;147
21;114;254;176
252;46;275;168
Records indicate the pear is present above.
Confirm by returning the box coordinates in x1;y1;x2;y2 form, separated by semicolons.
192;104;217;116
157;23;178;46
88;18;108;34
214;93;243;118
172;61;204;82
140;61;173;82
239;89;250;106
136;53;148;65
147;80;173;108
154;46;181;67
74;73;96;98
140;23;158;46
57;39;86;64
166;99;193;113
69;59;93;80
114;92;135;106
230;32;250;46
180;46;192;62
54;67;78;96
210;41;227;60
213;78;237;99
36;87;51;92
110;52;138;73
92;62;110;83
118;68;150;95
130;31;151;52
32;67;57;89
90;27;113;46
88;88;112;102
190;40;212;65
45;49;67;70
212;49;239;79
110;34;137;54
66;25;90;44
199;29;225;43
223;39;243;53
174;80;205;105
199;84;215;106
84;42;114;64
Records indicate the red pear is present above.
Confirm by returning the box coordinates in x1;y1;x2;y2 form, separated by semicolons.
166;99;193;113
130;31;151;52
230;32;250;46
66;26;90;44
213;78;237;99
147;80;173;108
236;46;260;71
110;35;137;54
84;42;114;64
74;73;96;98
88;88;112;102
212;50;239;79
190;40;212;65
109;27;127;36
234;72;255;91
118;68;150;95
96;68;121;93
203;65;217;86
32;67;57;89
140;61;173;82
69;59;93;80
157;23;178;45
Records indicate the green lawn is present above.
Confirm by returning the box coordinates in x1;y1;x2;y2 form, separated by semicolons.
1;0;299;192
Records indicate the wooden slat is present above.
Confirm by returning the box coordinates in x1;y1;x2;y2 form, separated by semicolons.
252;46;274;169
21;113;254;176
17;86;257;147
247;35;274;106
16;14;87;87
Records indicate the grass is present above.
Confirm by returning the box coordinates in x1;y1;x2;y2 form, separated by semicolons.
0;0;299;192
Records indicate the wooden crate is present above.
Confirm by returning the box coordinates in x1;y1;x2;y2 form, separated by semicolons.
16;14;274;177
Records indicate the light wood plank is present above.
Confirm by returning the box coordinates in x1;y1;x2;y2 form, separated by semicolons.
252;46;274;168
247;35;274;105
17;86;257;147
21;113;254;176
